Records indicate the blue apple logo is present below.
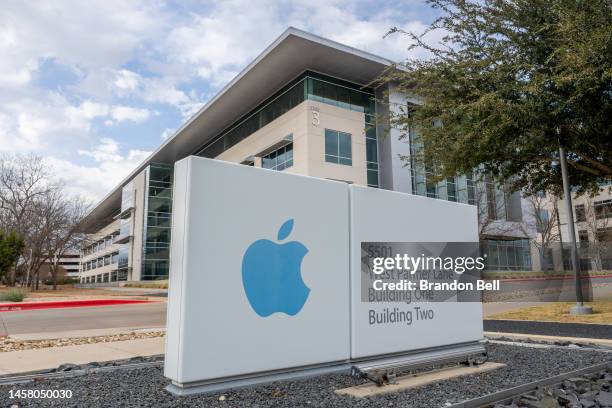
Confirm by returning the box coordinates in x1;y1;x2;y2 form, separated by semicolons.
241;219;310;317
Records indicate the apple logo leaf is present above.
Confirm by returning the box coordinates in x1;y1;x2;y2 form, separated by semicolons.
277;218;294;241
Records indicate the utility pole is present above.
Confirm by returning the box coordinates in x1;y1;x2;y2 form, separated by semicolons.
559;145;592;315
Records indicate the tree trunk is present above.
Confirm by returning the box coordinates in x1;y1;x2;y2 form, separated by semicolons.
7;265;16;286
52;262;58;290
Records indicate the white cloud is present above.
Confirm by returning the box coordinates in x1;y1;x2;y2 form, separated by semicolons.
1;0;437;202
0;96;154;154
163;1;285;87
114;69;141;92
49;138;151;201
0;94;97;152
0;1;166;85
109;106;152;124
78;138;122;162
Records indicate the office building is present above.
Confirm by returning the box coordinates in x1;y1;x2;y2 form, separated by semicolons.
79;28;534;283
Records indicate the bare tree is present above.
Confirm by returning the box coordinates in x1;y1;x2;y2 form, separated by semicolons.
521;193;561;271
47;199;90;289
0;155;55;285
24;188;67;289
0;154;90;288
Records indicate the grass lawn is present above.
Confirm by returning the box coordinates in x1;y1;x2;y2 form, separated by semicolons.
488;301;612;324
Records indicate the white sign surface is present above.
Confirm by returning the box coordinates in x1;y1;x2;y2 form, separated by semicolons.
165;157;350;385
165;157;484;390
349;185;483;359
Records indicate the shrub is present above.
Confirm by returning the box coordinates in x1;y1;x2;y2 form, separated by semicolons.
0;289;26;302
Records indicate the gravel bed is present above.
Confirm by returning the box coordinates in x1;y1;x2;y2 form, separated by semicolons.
1;343;610;408
0;331;165;353
494;367;612;408
484;320;612;339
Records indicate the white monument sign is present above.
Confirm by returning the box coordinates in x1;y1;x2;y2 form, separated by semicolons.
165;157;350;393
349;185;483;359
165;156;483;395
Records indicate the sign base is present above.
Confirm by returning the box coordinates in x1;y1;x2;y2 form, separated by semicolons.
165;342;485;396
165;362;351;396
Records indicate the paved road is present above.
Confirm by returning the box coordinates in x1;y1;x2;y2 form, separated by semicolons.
0;302;166;336
0;277;609;337
484;319;612;339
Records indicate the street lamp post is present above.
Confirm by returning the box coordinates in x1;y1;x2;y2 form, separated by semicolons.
559;145;592;315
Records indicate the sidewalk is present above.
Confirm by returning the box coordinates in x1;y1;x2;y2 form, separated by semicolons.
0;337;164;376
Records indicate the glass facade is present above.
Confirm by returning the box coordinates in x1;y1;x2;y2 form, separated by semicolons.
365;118;378;187
325;129;352;165
142;163;173;280
117;243;129;281
410;127;532;271
481;239;532;271
410;130;477;204
262;143;293;171
196;71;379;187
121;182;134;212
410;129;508;220
119;217;131;238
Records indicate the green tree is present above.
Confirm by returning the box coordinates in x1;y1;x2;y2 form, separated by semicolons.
0;230;25;282
383;0;611;195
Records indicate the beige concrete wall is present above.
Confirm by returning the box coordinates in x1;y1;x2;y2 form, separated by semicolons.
305;100;367;185
129;169;147;281
215;100;368;185
216;101;310;176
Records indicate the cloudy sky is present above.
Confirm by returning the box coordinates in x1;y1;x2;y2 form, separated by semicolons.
0;0;439;202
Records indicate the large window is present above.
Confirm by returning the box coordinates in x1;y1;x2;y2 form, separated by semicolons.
537;209;549;233
325;129;352;165
142;163;172;280
262;143;293;171
142;260;169;281
575;204;586;222
117;245;129;269
595;200;612;219
119;217;131;238
481;239;532;271
365;117;378;187
120;182;134;213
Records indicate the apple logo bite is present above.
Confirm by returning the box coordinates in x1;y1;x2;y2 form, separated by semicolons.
241;219;310;317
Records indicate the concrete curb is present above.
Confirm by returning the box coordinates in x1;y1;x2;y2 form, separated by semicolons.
0;299;151;312
8;327;166;341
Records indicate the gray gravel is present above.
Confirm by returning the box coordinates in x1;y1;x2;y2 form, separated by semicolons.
493;367;612;407
1;343;610;408
484;320;612;339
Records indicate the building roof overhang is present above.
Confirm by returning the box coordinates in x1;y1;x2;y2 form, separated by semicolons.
81;27;394;231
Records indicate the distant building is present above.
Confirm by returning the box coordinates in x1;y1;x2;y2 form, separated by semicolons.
40;251;81;282
557;186;612;271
